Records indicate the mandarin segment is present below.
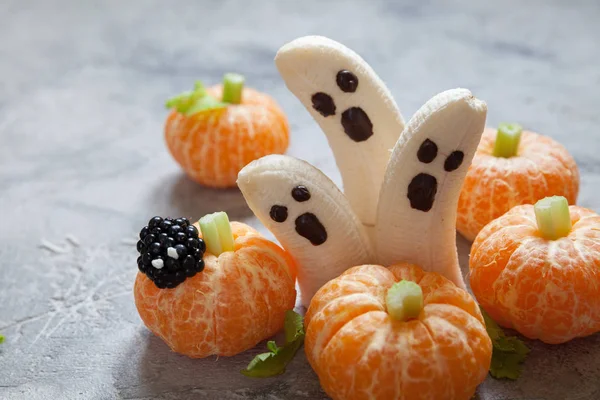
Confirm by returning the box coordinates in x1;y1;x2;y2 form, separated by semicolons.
305;265;394;328
305;264;491;400
134;221;296;358
387;262;425;284
423;283;483;324
134;259;219;356
421;305;491;399
457;128;579;242
470;205;600;344
214;252;271;356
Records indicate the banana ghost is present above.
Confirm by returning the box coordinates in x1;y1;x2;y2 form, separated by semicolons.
238;36;487;305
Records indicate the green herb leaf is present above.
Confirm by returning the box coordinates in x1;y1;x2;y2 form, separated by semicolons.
241;310;305;378
266;340;280;354
241;339;303;378
481;308;530;380
165;80;227;116
243;352;276;376
184;96;228;115
490;351;528;380
0;334;4;344
481;309;503;340
284;309;304;343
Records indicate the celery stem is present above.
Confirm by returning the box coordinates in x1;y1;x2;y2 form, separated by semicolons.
534;196;572;240
222;73;245;104
386;280;423;322
493;123;523;158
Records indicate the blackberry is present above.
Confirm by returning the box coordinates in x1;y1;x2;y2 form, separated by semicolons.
186;225;199;237
175;218;188;227
174;244;187;257
159;219;173;231
139;226;149;239
148;216;163;228
187;237;200;249
141;252;153;265
144;234;157;246
149;242;161;255
175;232;187;243
137;216;206;289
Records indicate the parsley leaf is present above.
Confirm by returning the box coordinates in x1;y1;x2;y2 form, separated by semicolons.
165;81;227;116
481;308;530;380
284;309;304;343
241;310;305;378
266;340;280;354
0;334;4;344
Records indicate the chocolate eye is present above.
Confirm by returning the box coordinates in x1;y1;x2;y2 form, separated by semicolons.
292;186;311;202
444;151;464;172
417;139;438;163
269;205;288;223
336;70;359;93
311;92;336;117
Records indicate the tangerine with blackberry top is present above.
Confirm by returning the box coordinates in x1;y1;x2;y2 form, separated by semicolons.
133;212;297;358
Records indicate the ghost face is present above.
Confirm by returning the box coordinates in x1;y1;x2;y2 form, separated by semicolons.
407;138;466;212
374;89;487;288
275;36;394;145
275;35;404;228
237;156;332;249
268;186;328;246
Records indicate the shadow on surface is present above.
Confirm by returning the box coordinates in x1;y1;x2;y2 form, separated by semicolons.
114;327;324;400
151;172;255;221
456;231;472;288
476;332;600;400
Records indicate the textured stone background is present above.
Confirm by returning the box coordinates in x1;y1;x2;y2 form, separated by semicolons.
1;0;599;399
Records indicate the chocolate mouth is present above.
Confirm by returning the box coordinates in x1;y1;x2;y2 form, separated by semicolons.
295;212;328;246
341;107;373;142
407;173;438;212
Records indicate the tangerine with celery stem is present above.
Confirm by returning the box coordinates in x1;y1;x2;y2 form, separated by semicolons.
469;196;600;344
305;263;492;400
165;74;290;188
134;212;297;357
457;124;579;241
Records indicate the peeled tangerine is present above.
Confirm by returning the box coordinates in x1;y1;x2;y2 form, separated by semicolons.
470;196;600;344
134;214;297;357
305;264;492;400
165;74;289;188
457;124;579;242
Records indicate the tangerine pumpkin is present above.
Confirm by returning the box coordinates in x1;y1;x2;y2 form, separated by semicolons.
305;263;492;400
470;196;600;344
165;74;290;188
134;214;297;357
457;124;579;242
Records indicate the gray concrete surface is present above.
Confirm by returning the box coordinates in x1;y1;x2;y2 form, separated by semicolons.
1;0;599;399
